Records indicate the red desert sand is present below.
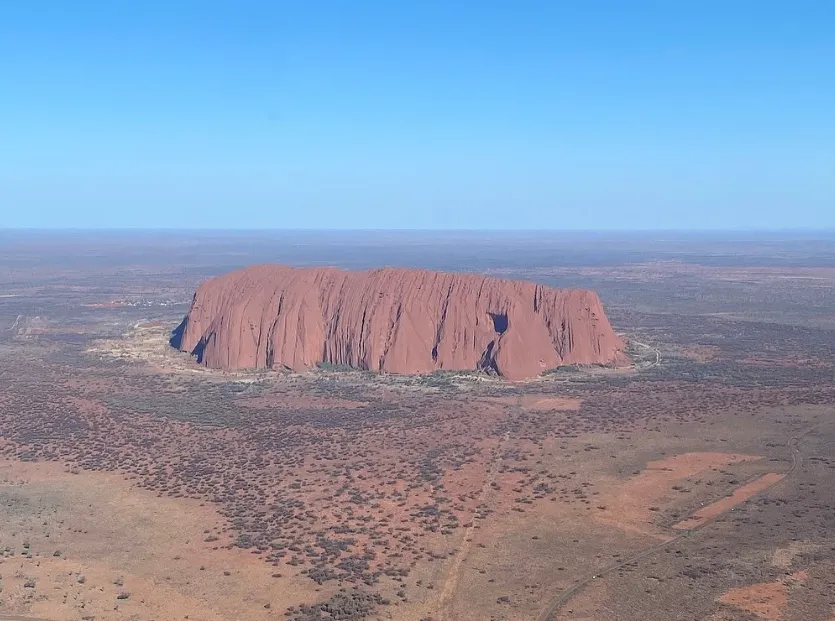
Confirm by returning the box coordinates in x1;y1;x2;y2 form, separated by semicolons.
175;265;627;380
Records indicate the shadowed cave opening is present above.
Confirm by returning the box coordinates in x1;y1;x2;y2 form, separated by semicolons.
169;316;187;349
170;315;207;362
192;338;207;364
489;312;508;334
479;340;500;374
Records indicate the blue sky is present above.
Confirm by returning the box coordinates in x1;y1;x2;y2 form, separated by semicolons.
1;1;833;229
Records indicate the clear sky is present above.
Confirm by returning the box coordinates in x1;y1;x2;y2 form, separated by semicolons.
1;1;833;230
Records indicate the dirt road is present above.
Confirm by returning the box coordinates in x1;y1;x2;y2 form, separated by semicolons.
630;339;661;369
535;429;809;621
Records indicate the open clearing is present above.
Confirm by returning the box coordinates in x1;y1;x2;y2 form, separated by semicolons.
0;460;325;621
673;472;787;530
714;570;809;621
595;452;761;537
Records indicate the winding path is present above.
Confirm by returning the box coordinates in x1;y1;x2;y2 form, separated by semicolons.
535;429;810;621
629;339;661;369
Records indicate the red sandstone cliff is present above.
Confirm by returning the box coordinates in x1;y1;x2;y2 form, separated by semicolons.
174;265;627;380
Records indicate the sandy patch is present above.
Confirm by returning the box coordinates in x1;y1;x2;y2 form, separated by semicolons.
436;433;508;621
715;570;807;621
65;396;108;417
86;322;215;375
678;345;721;362
741;356;827;368
84;301;131;308
489;395;582;411
718;581;788;620
595;452;760;537
240;394;369;410
522;396;582;411
703;610;748;621
0;459;328;621
771;542;819;570
673;472;785;530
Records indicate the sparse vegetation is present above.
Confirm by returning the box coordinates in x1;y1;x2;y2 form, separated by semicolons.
0;234;834;620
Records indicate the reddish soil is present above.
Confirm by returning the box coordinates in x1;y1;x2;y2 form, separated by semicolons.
522;396;583;411
678;345;722;362
717;581;788;620
176;265;626;379
715;569;808;621
595;452;760;537
240;395;369;410
0;459;327;621
489;395;583;411
673;472;786;530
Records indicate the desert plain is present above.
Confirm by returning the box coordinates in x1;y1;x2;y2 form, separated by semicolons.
0;231;834;621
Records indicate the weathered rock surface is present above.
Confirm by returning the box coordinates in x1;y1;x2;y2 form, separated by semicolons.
174;265;627;380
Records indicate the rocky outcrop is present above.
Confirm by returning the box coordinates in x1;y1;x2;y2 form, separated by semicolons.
174;265;627;380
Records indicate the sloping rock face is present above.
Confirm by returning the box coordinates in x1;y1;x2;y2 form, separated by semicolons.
175;265;627;380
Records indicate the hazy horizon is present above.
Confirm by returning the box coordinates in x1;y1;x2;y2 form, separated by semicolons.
3;227;835;235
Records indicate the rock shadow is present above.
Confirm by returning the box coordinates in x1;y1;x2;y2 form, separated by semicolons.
169;316;187;350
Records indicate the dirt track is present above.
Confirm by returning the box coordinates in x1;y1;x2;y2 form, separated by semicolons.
630;338;662;368
437;430;510;620
535;429;810;621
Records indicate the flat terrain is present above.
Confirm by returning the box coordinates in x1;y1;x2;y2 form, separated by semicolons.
0;231;834;621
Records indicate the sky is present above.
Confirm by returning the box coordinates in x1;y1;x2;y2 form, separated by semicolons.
1;1;833;230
